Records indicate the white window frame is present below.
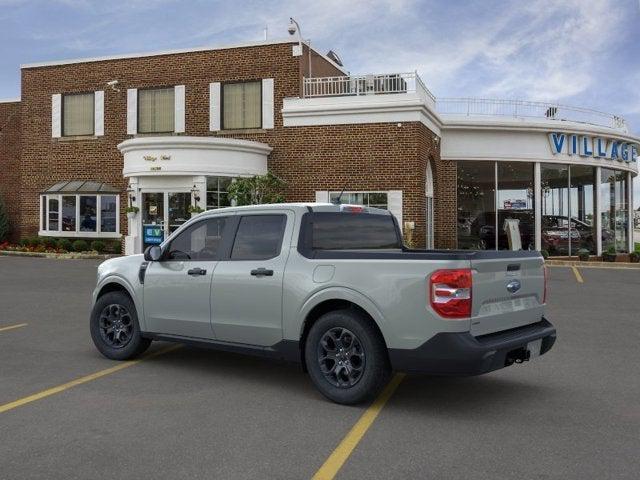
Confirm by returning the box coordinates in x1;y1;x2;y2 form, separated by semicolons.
53;91;104;138
327;191;390;209
39;194;121;238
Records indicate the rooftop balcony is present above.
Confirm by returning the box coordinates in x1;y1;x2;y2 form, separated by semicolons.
302;73;628;132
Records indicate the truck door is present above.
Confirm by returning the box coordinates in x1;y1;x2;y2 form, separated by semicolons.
210;211;293;346
143;216;231;339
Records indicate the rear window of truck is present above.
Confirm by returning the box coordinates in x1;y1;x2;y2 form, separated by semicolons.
309;213;401;250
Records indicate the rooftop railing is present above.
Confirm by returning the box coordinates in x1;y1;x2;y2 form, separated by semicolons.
436;97;628;131
303;72;436;104
301;74;628;132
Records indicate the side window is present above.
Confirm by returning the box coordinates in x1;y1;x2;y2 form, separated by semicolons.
231;215;286;260
167;217;227;261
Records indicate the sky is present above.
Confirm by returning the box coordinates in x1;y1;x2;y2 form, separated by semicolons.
1;0;639;204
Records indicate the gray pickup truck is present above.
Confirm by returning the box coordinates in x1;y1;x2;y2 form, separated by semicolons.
90;203;556;404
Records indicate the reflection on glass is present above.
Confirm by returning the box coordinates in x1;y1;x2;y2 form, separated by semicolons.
101;195;117;233
62;196;76;232
142;193;164;226
569;166;596;254
541;164;569;255
457;161;495;250
206;176;233;209
48;197;59;231
497;163;534;250
601;168;628;253
79;196;97;232
168;193;191;234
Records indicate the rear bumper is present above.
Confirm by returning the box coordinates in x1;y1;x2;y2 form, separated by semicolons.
389;318;556;375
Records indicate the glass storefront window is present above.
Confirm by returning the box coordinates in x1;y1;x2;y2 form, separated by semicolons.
328;192;389;209
79;196;97;232
570;166;596;254
457;161;495;250
48;197;59;231
100;196;117;233
497;163;534;250
601;168;628;253
541;165;570;255
62;196;76;232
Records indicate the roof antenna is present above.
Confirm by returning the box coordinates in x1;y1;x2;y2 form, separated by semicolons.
332;184;347;205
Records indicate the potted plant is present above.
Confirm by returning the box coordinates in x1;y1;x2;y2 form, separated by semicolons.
629;251;640;263
576;248;590;262
540;249;549;260
125;206;139;220
188;205;204;217
602;245;617;262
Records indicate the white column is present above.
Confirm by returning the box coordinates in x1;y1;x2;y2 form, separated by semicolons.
125;177;140;255
193;176;207;212
628;171;634;253
595;167;602;256
534;162;541;251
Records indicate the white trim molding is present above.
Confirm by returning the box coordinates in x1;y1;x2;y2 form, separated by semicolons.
262;78;275;129
127;88;137;135
282;93;442;135
119;136;271;178
51;94;61;138
94;90;104;136
174;85;186;133
209;82;221;132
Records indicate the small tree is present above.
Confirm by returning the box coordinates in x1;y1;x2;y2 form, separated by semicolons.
0;194;10;242
227;173;286;206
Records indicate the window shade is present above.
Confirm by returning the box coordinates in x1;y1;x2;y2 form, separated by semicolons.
223;82;261;129
138;88;175;133
63;93;94;136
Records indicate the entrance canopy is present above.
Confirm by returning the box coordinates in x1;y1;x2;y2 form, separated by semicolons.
43;180;120;194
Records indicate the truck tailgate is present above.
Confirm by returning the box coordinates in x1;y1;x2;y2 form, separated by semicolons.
470;254;545;336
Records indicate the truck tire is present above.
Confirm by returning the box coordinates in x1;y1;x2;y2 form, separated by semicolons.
305;309;391;405
90;291;151;361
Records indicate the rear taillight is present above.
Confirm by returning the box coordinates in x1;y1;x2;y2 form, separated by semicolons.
543;265;548;304
429;269;472;319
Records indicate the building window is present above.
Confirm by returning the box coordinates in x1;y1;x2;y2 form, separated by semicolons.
497;162;535;250
40;194;119;237
457;161;495;250
138;87;175;133
222;81;261;130
206;176;233;209
601;168;628;253
328;192;389;209
62;92;94;136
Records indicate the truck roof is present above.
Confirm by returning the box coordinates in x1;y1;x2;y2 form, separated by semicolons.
195;203;392;217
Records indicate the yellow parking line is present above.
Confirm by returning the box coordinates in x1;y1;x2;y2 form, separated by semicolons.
572;266;584;283
0;323;28;333
0;344;182;414
312;373;405;480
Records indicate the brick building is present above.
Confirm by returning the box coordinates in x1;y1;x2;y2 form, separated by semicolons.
1;38;638;256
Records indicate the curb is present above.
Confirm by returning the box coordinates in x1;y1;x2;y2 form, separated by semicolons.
0;250;120;260
546;260;640;270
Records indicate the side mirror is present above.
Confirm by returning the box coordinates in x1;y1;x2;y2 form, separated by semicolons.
144;245;163;262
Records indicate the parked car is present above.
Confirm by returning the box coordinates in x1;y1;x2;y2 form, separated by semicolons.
90;203;555;404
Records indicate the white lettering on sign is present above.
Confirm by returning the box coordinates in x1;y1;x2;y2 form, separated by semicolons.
548;132;638;163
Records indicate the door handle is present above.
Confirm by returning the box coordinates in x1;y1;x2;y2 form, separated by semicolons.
187;267;207;276
251;268;274;277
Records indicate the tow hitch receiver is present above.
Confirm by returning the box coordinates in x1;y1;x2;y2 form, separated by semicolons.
505;347;531;366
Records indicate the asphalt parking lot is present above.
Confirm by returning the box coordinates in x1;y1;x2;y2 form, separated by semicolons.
1;257;639;479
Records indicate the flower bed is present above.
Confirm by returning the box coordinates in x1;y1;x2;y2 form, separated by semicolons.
0;237;122;259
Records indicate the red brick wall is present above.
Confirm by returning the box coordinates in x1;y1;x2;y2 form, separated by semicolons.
0;101;21;241
13;41;455;248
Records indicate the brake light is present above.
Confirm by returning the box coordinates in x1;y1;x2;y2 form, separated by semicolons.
429;269;472;319
543;264;548;305
340;205;365;213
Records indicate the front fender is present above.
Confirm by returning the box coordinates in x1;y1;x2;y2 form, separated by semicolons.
93;274;146;331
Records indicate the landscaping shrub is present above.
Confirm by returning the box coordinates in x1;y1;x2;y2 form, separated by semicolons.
540;249;549;260
19;237;30;247
106;240;121;254
27;236;41;248
40;237;57;249
629;251;640;263
576;248;590;261
57;238;73;252
72;239;89;252
90;240;106;253
603;245;617;262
